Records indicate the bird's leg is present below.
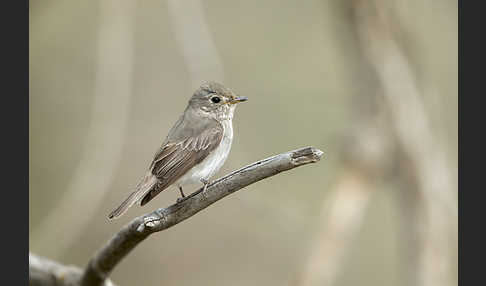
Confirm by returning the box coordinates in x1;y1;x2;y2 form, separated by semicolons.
200;178;211;193
179;186;186;198
176;186;186;203
199;178;211;200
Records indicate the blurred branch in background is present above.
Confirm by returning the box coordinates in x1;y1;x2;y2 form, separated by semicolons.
297;169;374;286
167;0;224;87
297;1;457;286
297;91;393;286
30;0;135;258
354;0;457;285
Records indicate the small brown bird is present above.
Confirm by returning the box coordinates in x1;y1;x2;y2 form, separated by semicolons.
108;82;247;219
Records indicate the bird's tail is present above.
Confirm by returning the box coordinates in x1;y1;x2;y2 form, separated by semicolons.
108;172;158;220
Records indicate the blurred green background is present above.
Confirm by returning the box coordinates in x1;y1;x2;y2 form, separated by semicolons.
29;1;457;286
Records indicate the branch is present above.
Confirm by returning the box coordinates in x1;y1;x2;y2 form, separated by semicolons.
80;146;324;286
29;253;115;286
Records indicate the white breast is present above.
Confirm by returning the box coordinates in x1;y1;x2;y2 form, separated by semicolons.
175;119;233;187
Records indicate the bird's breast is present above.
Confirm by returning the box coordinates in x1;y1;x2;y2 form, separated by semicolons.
199;119;233;177
176;120;233;186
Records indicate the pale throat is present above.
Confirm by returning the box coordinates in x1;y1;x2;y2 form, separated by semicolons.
217;106;236;121
200;104;236;121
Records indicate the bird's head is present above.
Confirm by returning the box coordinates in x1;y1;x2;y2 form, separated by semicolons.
188;81;247;120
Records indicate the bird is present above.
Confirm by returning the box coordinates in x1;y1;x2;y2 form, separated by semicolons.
108;81;247;220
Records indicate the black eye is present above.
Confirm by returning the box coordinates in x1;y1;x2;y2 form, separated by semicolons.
211;96;221;103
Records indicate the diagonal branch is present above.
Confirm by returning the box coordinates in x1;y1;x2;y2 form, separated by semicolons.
80;146;324;286
29;253;116;286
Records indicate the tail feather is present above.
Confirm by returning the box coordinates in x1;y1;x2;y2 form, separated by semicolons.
108;173;158;220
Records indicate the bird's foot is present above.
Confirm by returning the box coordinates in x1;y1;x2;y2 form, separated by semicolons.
201;178;211;192
200;178;211;199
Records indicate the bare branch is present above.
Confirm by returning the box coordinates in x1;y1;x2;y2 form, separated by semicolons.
80;146;324;286
29;253;115;286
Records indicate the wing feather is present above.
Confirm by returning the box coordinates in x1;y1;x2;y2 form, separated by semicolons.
140;124;223;206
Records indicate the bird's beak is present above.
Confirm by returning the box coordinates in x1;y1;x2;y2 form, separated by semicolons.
229;96;248;104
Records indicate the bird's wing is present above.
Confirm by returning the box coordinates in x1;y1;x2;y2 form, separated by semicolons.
107;114;223;220
140;123;223;206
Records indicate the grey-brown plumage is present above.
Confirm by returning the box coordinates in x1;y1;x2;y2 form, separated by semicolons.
108;82;247;220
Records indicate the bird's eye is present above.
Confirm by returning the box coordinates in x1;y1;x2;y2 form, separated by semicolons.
211;96;221;103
